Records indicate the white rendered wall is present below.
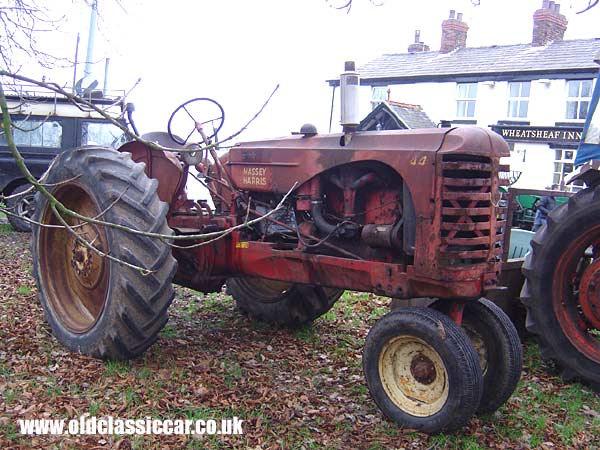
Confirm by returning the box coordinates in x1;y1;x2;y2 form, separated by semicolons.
358;77;587;190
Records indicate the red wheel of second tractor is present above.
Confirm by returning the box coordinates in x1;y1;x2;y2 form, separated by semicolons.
522;186;600;386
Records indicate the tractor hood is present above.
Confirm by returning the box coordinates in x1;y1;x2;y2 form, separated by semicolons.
224;126;509;194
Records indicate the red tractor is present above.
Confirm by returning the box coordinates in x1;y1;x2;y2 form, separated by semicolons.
31;66;521;434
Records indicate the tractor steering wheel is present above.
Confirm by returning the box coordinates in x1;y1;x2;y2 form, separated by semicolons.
167;97;225;146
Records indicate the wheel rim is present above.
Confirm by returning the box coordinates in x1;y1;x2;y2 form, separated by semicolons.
16;192;36;220
38;184;109;333
463;323;489;376
554;224;600;363
378;335;449;417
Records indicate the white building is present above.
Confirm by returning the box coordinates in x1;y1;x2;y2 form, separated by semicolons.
329;1;600;191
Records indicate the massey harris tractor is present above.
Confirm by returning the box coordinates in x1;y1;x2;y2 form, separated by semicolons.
30;65;522;434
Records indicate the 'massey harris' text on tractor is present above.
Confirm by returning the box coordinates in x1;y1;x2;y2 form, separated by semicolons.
31;63;521;434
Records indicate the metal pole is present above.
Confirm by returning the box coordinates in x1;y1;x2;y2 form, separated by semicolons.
84;0;98;78
328;85;336;133
103;57;110;95
72;33;80;93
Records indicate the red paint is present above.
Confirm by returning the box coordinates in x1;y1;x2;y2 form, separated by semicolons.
121;126;509;305
553;225;600;363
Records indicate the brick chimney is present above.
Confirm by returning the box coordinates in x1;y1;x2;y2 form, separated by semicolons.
440;10;468;54
408;30;430;53
532;0;568;46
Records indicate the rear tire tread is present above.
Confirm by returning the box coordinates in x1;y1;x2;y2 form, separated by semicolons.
33;146;177;360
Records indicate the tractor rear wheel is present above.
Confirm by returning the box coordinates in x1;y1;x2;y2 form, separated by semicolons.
32;146;177;360
522;185;600;387
227;277;343;326
362;307;483;434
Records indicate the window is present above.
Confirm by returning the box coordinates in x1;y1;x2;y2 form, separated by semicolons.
81;122;128;148
0;119;62;148
553;149;583;192
456;83;477;118
566;79;593;120
507;81;530;118
371;86;388;109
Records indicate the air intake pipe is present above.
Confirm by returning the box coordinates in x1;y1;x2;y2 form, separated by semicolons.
309;176;359;239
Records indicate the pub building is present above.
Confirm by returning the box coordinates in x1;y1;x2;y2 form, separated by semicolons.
328;1;600;191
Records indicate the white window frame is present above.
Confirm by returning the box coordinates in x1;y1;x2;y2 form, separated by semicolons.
566;79;593;121
553;149;583;192
507;81;530;119
456;83;477;118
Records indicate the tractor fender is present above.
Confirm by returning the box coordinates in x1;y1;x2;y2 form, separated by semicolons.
117;138;186;206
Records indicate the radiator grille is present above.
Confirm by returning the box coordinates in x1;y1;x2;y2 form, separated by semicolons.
440;154;508;268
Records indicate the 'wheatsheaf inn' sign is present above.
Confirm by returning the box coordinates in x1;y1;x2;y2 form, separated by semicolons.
490;125;583;146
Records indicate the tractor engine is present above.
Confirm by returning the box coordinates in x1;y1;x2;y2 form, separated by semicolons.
164;126;509;301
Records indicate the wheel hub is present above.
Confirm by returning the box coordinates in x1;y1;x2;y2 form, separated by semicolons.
17;193;36;219
410;353;437;385
579;259;600;329
378;336;449;417
70;238;104;290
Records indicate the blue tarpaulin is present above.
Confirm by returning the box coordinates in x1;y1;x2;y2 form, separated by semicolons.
575;71;600;167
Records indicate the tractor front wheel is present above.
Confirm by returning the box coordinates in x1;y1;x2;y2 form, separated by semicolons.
227;277;343;327
32;146;177;360
362;307;483;434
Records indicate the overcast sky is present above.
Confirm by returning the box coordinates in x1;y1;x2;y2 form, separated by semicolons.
27;0;600;142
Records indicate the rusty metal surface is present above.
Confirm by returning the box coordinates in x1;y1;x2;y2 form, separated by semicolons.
119;141;186;207
37;183;108;333
575;259;600;330
124;126;509;302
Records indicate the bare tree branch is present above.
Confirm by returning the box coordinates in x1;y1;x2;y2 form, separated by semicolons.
0;0;66;70
326;0;386;13
577;0;599;13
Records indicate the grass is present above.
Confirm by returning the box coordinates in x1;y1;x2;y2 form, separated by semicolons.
3;389;17;405
89;402;100;416
16;285;32;295
221;359;244;388
104;360;133;376
293;325;321;343
160;324;180;339
0;223;12;235
1;230;600;448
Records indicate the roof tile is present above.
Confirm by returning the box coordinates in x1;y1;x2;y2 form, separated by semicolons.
337;39;600;83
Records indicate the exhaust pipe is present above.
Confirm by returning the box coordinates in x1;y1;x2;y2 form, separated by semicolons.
340;61;360;145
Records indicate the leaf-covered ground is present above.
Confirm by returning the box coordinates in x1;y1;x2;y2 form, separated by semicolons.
1;223;600;449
